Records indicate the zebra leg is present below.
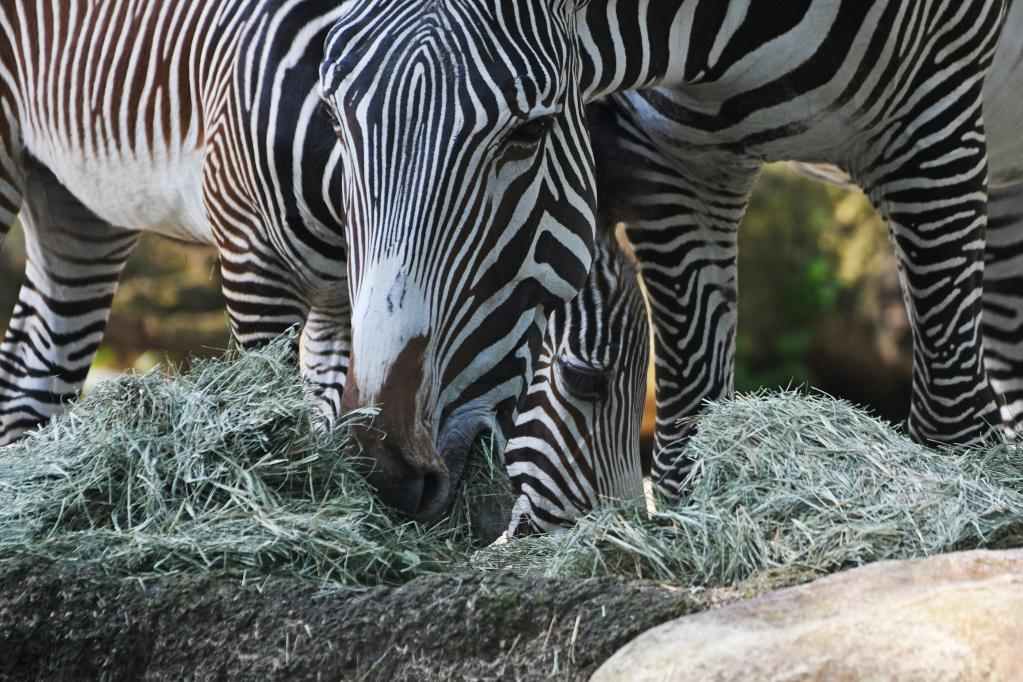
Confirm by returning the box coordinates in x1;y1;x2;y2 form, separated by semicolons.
216;243;338;423
300;289;351;424
0;155;139;444
217;243;355;428
635;164;760;498
219;251;311;363
984;183;1023;433
865;119;1001;444
587;99;762;498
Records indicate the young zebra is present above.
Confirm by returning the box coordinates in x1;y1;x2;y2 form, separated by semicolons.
319;0;1019;502
0;0;649;526
506;231;649;535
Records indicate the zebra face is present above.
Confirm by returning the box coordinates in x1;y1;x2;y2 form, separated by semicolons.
320;0;597;520
506;238;649;535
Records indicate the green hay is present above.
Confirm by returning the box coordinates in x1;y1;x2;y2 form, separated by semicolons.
480;392;1023;585
1;338;1021;591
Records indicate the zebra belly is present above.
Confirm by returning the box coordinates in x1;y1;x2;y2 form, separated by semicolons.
24;142;213;244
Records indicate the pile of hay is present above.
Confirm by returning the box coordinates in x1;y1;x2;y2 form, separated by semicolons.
484;392;1023;585
0;337;507;588
0;337;1021;590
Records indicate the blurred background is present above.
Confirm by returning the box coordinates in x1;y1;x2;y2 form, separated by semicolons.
0;164;913;446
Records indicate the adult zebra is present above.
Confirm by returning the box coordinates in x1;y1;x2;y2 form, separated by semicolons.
0;0;652;524
584;0;1023;494
321;0;1018;501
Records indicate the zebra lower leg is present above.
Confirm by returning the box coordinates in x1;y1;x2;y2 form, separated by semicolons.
219;249;312;397
300;290;351;424
866;112;1001;444
220;275;310;349
983;182;1023;434
628;162;760;499
587;98;764;499
0;155;139;444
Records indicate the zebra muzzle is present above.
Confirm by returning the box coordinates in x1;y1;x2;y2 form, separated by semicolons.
342;335;455;520
350;420;451;521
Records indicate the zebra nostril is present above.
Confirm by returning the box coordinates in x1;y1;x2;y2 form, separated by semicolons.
368;460;450;521
416;468;451;521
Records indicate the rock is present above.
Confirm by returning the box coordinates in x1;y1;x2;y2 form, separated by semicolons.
593;550;1023;682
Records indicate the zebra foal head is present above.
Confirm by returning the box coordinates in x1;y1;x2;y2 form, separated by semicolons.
320;0;597;520
506;234;649;535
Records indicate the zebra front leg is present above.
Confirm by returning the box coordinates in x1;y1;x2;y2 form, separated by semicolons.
628;163;761;498
983;182;1023;433
0;156;139;444
866;116;1001;444
219;251;311;359
300;289;351;424
221;255;353;426
586;99;761;498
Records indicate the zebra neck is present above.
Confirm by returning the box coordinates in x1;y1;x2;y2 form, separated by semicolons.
576;0;694;98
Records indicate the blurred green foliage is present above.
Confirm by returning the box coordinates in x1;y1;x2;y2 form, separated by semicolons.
735;165;910;418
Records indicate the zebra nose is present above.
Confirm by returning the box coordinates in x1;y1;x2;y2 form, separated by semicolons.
367;454;451;521
349;422;452;521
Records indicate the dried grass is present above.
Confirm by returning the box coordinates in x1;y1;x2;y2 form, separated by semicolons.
480;392;1023;585
0;336;504;588
1;339;1020;590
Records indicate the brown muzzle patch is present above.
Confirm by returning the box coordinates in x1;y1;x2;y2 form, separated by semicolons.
343;335;450;519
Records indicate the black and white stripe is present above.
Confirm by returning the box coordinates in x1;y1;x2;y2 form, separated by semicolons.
984;181;1023;431
0;0;358;443
506;232;649;535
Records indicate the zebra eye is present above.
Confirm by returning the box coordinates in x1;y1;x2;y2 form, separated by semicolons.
557;356;610;402
506;116;553;148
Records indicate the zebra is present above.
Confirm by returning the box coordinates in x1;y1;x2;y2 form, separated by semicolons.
582;0;1023;495
0;0;358;446
0;0;651;525
505;227;649;535
320;0;1020;502
320;1;600;519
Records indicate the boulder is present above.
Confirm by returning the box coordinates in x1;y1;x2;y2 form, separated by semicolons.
593;550;1023;681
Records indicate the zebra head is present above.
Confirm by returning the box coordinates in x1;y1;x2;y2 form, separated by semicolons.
505;235;649;535
320;1;597;520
